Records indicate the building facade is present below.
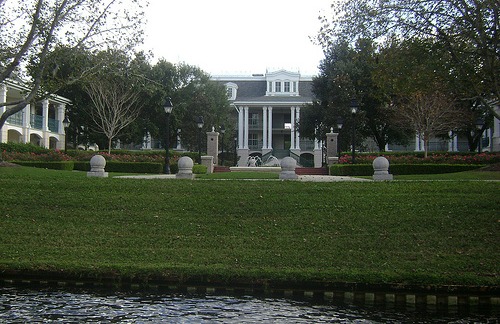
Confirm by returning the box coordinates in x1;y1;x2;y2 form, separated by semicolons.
214;70;499;167
213;70;322;167
0;79;71;150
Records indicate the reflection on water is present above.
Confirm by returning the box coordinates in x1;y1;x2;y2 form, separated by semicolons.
0;287;497;323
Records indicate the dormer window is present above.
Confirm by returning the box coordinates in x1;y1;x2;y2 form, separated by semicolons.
225;82;238;100
265;70;300;96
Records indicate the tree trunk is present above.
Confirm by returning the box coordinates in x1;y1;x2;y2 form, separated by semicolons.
108;137;112;154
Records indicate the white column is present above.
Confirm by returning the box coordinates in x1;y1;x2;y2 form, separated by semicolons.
0;83;6;114
238;107;244;149
243;106;249;149
290;107;296;150
314;128;320;150
295;107;300;149
0;84;6;143
23;104;31;143
42;99;49;131
415;133;422;151
57;104;65;134
262;107;268;149
268;107;273;150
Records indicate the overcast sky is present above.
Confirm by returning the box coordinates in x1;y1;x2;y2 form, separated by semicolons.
142;0;331;76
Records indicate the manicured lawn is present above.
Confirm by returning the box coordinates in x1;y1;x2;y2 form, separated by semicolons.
0;166;498;288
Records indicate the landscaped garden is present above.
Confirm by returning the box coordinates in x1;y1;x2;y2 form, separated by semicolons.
0;146;498;291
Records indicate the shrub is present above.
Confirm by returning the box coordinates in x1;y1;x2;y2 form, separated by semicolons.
0;142;50;153
193;164;207;174
330;163;484;176
13;161;74;171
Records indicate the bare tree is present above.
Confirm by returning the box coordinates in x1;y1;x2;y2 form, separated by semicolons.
393;91;469;158
0;0;146;129
85;78;142;153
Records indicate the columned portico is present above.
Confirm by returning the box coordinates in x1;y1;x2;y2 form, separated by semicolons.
1;79;71;147
214;70;315;167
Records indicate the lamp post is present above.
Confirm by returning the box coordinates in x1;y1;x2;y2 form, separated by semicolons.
350;99;358;164
163;98;174;174
220;124;225;166
234;135;238;166
62;116;70;153
475;117;485;153
196;116;204;164
336;117;343;158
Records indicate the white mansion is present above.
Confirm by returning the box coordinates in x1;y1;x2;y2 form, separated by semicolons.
0;79;71;150
213;70;321;167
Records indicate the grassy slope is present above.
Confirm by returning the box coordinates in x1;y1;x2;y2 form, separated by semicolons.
0;167;498;287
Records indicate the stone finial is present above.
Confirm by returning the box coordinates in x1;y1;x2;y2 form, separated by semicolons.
279;157;298;180
87;154;108;177
372;156;393;181
176;156;195;179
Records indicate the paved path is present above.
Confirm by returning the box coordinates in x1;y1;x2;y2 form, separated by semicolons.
114;174;371;182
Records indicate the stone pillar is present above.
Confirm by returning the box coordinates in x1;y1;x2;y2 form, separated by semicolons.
326;129;339;166
87;154;108;177
176;156;194;179
314;138;323;168
201;155;214;174
206;127;219;165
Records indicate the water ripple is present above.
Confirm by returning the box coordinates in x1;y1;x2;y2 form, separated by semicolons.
0;287;496;323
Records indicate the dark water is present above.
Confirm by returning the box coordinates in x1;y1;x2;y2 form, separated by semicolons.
0;287;497;323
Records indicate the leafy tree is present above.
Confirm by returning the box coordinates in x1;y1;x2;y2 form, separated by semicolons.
147;62;232;152
0;0;146;129
374;37;476;152
300;39;406;152
318;0;500;120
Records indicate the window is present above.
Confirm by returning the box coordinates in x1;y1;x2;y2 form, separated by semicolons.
275;82;281;92
249;113;259;128
249;133;259;148
268;82;272;92
225;82;238;100
284;82;290;92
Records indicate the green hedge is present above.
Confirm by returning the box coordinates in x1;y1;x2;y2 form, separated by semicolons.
193;164;207;174
13;161;74;171
330;163;485;176
1;142;50;153
73;161;163;173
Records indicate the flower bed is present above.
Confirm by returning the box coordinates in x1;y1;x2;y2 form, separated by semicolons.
339;152;500;165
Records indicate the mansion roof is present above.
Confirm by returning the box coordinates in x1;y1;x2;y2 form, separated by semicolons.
212;70;314;106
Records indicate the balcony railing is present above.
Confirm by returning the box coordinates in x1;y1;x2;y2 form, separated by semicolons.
6;111;23;126
30;114;43;129
48;118;59;132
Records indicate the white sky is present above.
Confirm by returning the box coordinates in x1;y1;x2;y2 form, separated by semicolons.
142;0;331;76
